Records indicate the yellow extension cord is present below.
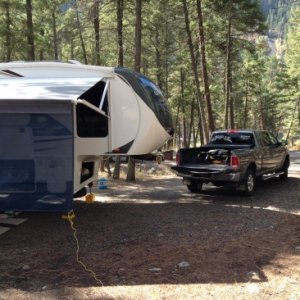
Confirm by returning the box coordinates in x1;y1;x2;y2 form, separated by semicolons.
63;211;119;300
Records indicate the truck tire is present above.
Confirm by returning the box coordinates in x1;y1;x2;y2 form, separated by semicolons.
241;169;255;196
279;159;289;181
187;180;203;193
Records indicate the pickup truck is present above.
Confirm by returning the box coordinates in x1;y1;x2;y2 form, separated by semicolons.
172;130;289;196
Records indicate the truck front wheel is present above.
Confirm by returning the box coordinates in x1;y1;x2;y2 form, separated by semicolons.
187;180;203;193
241;169;255;196
279;159;289;181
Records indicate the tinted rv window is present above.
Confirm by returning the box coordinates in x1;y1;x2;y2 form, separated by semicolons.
137;75;173;131
79;81;108;114
114;68;173;134
76;104;108;137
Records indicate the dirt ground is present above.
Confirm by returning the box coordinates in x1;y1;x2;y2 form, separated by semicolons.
0;158;300;300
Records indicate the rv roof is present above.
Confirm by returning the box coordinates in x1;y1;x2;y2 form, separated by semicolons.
0;62;116;101
0;62;114;78
0;77;103;100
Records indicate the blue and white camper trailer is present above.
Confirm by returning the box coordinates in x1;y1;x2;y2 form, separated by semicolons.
0;62;173;212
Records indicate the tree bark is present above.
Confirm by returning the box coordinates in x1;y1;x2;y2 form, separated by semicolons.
75;0;88;64
224;4;233;129
174;98;181;149
259;83;264;130
93;1;100;65
114;0;125;179
116;0;124;67
112;156;121;179
155;28;163;89
196;0;215;133
243;79;249;128
188;97;195;147
134;0;142;72
126;156;135;182
180;69;188;148
4;1;11;62
52;9;58;61
26;0;35;61
126;0;142;182
182;0;208;143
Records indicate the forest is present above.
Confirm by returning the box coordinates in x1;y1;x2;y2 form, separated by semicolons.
0;0;299;149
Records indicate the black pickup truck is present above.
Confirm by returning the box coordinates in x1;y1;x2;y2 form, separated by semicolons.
172;130;290;196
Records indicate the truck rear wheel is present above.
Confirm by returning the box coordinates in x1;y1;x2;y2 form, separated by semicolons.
187;180;203;193
242;169;255;196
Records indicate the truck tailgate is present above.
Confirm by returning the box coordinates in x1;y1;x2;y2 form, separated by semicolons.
172;164;235;177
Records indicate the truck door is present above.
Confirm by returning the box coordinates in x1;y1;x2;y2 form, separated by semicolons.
260;132;273;172
267;132;286;170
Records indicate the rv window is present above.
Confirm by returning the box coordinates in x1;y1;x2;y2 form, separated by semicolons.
78;81;108;114
76;104;108;137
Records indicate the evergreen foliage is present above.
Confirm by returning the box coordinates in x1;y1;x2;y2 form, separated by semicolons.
0;0;299;147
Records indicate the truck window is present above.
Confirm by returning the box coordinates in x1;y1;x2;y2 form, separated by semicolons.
261;132;271;146
268;133;278;145
210;133;254;145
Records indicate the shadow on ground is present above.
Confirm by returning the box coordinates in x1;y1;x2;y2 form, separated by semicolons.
0;175;299;293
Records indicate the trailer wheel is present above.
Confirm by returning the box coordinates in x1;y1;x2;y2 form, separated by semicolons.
187;180;203;193
279;159;289;181
242;169;255;196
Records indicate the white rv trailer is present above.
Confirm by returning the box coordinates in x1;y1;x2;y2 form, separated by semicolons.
0;62;173;212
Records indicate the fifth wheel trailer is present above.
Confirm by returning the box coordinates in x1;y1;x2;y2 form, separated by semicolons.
0;62;173;212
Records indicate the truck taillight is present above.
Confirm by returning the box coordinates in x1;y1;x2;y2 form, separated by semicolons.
231;155;240;169
176;152;180;165
227;129;238;133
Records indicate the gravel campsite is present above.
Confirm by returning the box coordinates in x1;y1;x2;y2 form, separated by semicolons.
0;155;300;300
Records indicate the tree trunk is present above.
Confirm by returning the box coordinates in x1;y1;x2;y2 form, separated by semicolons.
116;0;124;67
52;9;58;61
26;0;35;61
100;156;105;172
174;99;181;149
114;0;125;179
188;97;195;147
182;0;208;143
134;0;142;72
196;0;215;133
259;83;264;129
229;79;234;129
180;69;188;148
126;156;135;182
93;1;100;65
224;5;233;129
105;157;111;177
243;79;249;128
113;156;121;179
155;28;163;89
126;0;143;182
75;0;88;64
4;1;11;62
